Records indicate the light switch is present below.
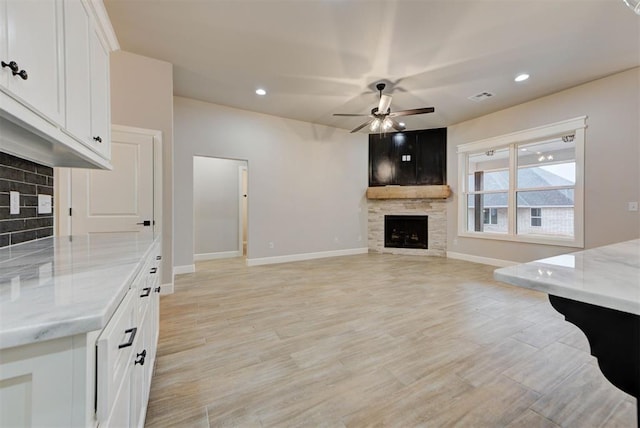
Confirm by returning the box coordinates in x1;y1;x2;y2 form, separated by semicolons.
10;191;19;215
38;194;52;214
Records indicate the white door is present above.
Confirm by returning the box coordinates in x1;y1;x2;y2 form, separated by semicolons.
70;130;154;235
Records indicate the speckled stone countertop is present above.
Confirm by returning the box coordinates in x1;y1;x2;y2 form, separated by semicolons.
494;239;640;315
0;233;156;350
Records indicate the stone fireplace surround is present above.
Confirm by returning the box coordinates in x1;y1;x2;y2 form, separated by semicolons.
368;197;447;257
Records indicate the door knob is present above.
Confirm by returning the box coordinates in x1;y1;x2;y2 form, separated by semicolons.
136;220;151;226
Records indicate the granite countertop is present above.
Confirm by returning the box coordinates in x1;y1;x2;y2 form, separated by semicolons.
494;239;640;315
0;233;157;350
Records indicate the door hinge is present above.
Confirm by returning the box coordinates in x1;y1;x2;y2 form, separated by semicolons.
69;207;72;216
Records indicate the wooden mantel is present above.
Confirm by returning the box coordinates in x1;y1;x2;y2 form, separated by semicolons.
366;185;451;200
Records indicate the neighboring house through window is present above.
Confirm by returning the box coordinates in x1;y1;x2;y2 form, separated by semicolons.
457;116;585;247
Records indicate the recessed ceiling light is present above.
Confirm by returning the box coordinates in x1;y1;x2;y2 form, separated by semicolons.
255;88;266;96
521;148;527;151
515;73;530;82
399;122;405;127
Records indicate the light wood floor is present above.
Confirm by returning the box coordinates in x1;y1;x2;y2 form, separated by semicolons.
145;254;637;427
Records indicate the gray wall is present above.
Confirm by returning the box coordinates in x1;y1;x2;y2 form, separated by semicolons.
447;68;640;263
174;96;368;268
193;156;246;256
110;50;174;285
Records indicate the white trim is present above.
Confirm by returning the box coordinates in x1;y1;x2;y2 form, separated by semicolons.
173;264;195;275
238;165;247;256
160;282;174;294
247;248;369;267
457;116;585;248
456;116;587;154
446;251;518;267
194;250;242;261
85;0;120;51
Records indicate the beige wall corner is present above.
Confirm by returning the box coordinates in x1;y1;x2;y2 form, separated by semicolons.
110;50;174;285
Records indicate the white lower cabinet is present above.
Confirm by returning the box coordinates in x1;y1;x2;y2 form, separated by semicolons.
0;337;74;427
0;241;161;428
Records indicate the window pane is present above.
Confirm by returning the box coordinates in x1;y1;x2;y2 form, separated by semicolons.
518;138;575;187
467;193;508;233
517;189;574;237
468;148;509;191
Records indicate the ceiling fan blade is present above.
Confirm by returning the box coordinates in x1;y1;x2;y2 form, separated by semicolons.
389;107;435;117
390;118;406;132
333;113;370;117
377;94;392;114
350;119;373;133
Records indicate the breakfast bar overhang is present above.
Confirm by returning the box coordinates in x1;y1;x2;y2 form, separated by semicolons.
494;240;640;425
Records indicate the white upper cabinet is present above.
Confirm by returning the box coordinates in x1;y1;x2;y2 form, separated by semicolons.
89;26;111;159
64;0;111;160
0;0;118;169
64;0;92;144
1;0;64;126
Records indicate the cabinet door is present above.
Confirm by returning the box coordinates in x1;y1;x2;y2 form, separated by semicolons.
63;0;91;144
0;1;7;88
90;27;110;159
4;0;64;125
0;338;74;427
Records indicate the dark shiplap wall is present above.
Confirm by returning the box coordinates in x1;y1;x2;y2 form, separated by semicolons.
0;152;54;247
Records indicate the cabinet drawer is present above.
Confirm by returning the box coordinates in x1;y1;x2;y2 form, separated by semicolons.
95;289;137;422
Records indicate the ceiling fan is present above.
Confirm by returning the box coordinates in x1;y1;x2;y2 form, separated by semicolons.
334;82;435;133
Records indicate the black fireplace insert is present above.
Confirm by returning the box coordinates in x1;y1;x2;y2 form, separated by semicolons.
384;215;428;249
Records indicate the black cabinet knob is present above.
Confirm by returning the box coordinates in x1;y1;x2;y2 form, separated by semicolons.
14;69;27;80
93;136;102;143
135;349;147;365
154;286;161;293
1;60;18;72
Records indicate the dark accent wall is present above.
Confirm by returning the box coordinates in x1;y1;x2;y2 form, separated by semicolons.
0;152;54;247
369;128;447;186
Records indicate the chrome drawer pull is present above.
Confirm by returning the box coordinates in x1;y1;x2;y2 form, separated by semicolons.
135;349;147;366
140;287;151;298
118;327;137;349
149;267;157;274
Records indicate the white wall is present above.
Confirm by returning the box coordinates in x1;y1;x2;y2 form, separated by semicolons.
174;96;368;268
447;68;640;263
110;51;174;285
193;156;246;257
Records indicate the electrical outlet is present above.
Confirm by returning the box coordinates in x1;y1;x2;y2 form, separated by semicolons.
628;201;639;212
38;194;52;214
10;191;19;215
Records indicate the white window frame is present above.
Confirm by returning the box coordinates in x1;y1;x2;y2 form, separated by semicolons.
457;116;585;248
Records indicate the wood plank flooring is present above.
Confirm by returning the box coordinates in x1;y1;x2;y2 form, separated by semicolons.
145;254;637;427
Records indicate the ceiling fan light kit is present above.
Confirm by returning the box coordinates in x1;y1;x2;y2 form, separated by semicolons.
334;82;435;134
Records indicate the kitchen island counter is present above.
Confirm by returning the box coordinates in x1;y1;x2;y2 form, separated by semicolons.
495;239;639;425
0;233;156;350
494;239;639;315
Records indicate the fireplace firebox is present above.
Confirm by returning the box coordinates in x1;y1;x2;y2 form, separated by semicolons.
384;215;428;249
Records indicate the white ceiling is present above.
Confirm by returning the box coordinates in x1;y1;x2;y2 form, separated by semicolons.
104;0;640;132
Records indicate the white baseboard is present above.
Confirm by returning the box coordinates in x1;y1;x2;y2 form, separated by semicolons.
173;264;195;275
194;250;242;261
160;282;174;294
446;251;517;267
247;247;369;267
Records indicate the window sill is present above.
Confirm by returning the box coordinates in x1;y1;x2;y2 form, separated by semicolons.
458;231;584;248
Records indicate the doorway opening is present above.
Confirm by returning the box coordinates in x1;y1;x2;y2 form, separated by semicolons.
193;156;248;262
